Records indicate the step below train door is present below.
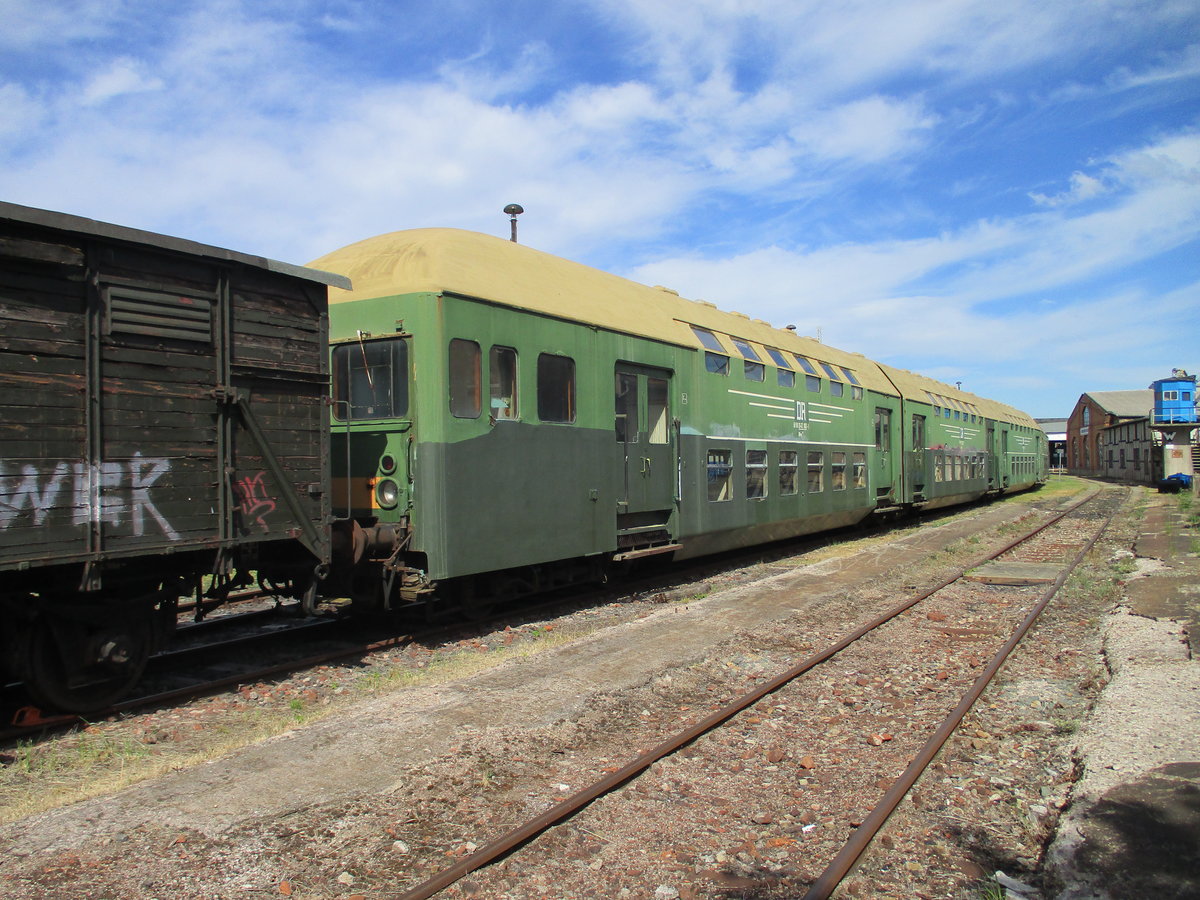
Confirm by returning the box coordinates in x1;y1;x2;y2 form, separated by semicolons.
614;364;679;559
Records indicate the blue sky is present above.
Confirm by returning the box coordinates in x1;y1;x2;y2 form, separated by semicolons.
2;0;1197;417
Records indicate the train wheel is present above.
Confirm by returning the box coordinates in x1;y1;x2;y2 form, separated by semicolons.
17;612;152;714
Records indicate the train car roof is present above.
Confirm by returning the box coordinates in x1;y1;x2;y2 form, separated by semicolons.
877;363;1039;428
312;227;1036;426
0;201;351;290
311;227;900;392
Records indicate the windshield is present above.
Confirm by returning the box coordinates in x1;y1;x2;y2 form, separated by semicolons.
332;338;409;420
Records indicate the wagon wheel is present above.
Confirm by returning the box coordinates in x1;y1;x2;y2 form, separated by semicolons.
17;612;152;714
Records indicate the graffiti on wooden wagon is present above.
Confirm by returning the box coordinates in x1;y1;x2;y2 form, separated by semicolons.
0;452;179;540
234;472;276;530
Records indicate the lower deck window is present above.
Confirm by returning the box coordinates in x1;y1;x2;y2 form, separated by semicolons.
707;449;732;501
807;451;824;493
852;452;866;488
746;449;767;499
831;451;847;490
780;450;798;495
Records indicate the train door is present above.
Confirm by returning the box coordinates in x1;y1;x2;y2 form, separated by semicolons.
614;364;675;522
986;423;996;486
872;402;899;504
908;412;927;500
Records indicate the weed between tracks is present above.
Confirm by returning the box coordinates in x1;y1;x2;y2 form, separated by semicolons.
0;618;604;826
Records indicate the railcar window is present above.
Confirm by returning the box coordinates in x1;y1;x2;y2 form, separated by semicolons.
743;359;765;382
806;374;821;393
874;408;892;452
746;449;767;499
829;380;844;398
691;325;725;352
807;451;824;493
489;346;518;420
537;354;576;423
831;452;847;490
851;385;863;400
705;352;730;375
779;450;798;495
793;355;818;375
332;339;409;421
934;454;944;482
767;348;792;369
449;339;482;418
707;449;733;501
615;372;638;442
840;367;860;386
912;414;926;449
778;369;796;388
852;452;866;488
648;377;669;444
732;338;761;362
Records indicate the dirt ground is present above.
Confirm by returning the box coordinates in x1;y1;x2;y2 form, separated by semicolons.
0;478;1195;900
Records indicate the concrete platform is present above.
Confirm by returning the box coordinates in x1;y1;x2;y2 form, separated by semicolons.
1046;491;1200;899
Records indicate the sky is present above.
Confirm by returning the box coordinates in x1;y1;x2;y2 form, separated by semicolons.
2;0;1198;417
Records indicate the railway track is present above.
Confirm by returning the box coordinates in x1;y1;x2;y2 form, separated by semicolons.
0;498;1000;738
388;486;1122;899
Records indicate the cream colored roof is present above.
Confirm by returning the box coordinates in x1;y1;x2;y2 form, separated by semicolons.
308;228;896;393
877;363;1038;428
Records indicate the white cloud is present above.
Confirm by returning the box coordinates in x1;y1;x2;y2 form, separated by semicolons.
1029;171;1107;207
79;57;164;105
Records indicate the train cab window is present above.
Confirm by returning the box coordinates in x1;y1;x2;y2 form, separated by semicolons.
779;450;798;495
332;338;409;421
648;377;669;444
537;354;576;423
807;451;824;493
615;372;638;442
746;449;767;499
449;339;482;418
489;346;518;420
831;452;847;490
852;452;866;488
707;449;733;501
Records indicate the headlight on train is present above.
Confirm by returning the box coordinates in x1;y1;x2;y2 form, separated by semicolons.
375;478;400;509
379;453;397;474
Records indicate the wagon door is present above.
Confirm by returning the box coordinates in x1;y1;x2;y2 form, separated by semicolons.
871;402;900;505
614;364;676;552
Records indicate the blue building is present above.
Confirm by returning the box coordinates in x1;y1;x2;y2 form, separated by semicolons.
1150;369;1198;426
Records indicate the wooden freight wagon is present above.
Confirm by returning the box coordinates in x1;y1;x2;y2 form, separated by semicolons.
0;201;348;711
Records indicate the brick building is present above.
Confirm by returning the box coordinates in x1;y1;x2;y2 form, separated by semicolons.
1066;390;1155;482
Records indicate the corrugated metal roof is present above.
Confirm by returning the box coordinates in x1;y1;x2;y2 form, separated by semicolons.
0;200;351;290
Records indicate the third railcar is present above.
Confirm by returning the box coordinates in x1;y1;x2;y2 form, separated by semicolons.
309;228;1046;610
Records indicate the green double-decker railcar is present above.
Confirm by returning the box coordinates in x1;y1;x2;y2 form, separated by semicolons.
312;229;1045;609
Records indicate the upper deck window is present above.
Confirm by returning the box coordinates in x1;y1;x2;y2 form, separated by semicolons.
332;338;408;421
840;367;860;386
793;355;818;376
691;325;725;352
732;339;761;362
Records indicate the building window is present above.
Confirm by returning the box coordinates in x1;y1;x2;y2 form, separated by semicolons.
707;449;732;501
780;450;798;495
489;346;518;420
807;451;824;493
537;353;575;423
449;339;482;418
746;449;767;499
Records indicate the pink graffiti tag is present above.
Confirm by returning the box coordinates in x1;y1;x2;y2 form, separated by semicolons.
234;472;276;530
